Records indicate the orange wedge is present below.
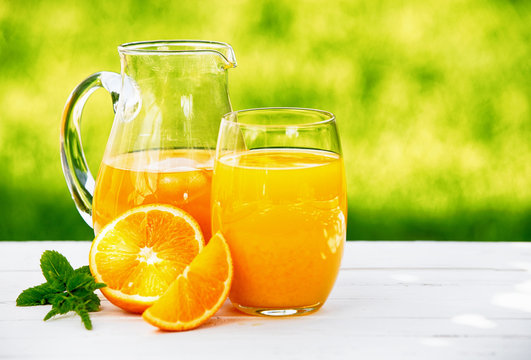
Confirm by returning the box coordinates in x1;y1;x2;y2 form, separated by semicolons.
143;232;233;331
89;204;204;313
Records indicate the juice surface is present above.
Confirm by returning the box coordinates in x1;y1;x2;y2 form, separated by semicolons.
212;148;347;309
93;149;213;238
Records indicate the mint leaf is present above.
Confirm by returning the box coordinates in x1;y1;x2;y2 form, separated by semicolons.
40;250;73;287
73;265;91;276
16;283;57;306
43;308;59;321
75;305;92;330
49;293;73;314
83;294;101;312
66;272;94;292
94;282;106;290
17;250;107;330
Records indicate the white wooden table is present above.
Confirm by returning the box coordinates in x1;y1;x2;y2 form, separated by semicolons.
1;241;530;359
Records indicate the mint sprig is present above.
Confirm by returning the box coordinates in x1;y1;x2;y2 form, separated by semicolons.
16;250;106;330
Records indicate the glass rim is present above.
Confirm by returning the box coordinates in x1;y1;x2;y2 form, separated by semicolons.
117;40;236;65
222;107;336;128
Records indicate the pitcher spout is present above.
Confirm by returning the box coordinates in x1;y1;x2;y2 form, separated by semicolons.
188;40;236;69
118;40;237;69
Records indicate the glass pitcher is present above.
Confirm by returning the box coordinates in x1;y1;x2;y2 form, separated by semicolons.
60;40;237;239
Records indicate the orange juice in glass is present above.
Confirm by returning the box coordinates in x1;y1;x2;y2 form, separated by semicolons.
212;108;347;316
93;149;213;238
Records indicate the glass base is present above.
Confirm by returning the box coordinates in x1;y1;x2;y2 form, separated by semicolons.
232;302;323;317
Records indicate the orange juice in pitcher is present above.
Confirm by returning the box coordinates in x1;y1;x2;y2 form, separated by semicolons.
93;149;213;237
60;41;237;237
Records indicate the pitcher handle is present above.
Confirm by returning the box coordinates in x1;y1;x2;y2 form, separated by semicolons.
60;71;121;227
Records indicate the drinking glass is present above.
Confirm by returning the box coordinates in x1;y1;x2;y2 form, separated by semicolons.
212;108;347;316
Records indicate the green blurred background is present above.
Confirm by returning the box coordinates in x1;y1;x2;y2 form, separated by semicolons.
1;0;530;241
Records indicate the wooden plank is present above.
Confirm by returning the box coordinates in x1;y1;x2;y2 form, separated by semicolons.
3;268;530;318
3;297;531;334
1;309;530;359
341;241;531;269
0;241;92;271
2;241;531;271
